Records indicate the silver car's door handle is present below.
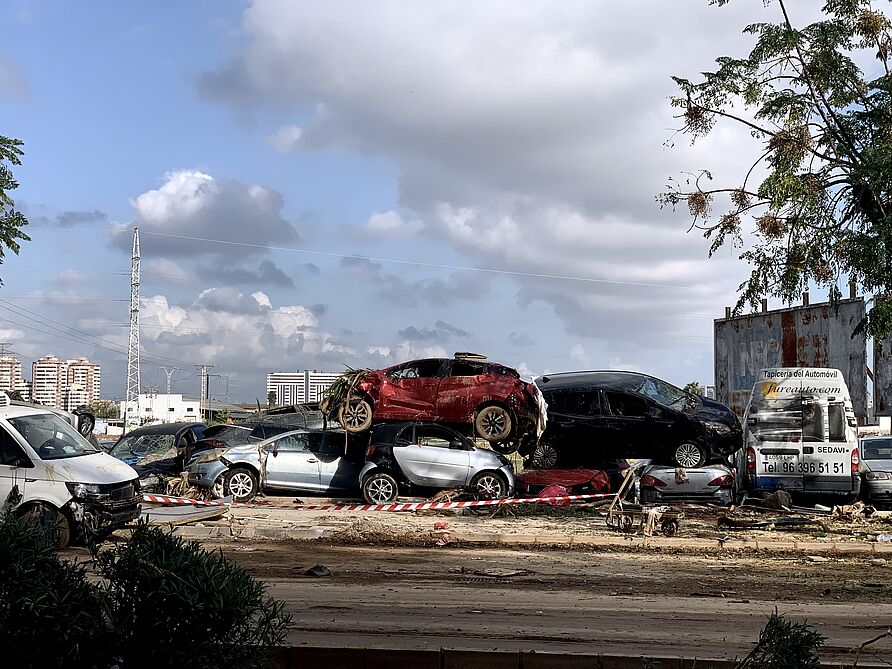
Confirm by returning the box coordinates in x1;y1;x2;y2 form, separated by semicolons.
306;458;318;463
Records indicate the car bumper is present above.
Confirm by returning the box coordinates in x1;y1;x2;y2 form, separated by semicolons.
187;460;229;488
864;479;892;505
747;475;861;495
640;487;733;506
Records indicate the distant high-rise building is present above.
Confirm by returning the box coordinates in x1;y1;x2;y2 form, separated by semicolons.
31;355;101;410
0;356;28;399
266;370;341;406
32;355;67;408
704;384;716;400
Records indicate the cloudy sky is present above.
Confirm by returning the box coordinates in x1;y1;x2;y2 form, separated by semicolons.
0;0;829;403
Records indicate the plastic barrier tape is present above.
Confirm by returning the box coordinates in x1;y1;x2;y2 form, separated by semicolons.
142;494;227;507
293;493;612;512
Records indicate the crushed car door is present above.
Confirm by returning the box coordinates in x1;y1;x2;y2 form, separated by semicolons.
435;359;488;421
312;432;364;492
394;425;471;487
377;359;445;420
263;433;320;491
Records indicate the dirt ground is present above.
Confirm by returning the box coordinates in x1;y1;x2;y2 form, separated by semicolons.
203;538;892;663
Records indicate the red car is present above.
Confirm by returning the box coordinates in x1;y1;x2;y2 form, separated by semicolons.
336;354;544;453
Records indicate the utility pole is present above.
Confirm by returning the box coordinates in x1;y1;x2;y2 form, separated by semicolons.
195;364;215;422
124;228;141;431
161;366;178;422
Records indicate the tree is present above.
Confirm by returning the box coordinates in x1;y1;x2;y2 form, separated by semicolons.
684;381;704;396
0;135;31;281
89;399;119;419
659;1;892;336
267;390;276;408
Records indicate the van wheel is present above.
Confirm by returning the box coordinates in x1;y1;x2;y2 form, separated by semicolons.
223;467;258;502
19;504;71;549
674;442;706;469
475;405;512;442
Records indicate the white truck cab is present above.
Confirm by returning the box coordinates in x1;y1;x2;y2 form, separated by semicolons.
742;368;860;500
0;393;140;547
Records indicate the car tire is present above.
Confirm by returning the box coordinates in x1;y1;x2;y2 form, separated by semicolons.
339;397;374;433
19;503;71;549
470;472;507;499
490;439;520;455
362;471;399;504
222;467;259;502
529;441;559;469
474;405;512;442
673;442;707;469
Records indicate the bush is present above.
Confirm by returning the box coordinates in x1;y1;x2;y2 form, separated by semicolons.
94;522;292;669
736;610;824;669
0;514;291;669
0;511;107;669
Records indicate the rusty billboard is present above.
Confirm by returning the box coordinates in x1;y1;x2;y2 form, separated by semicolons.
875;337;892;416
714;298;867;419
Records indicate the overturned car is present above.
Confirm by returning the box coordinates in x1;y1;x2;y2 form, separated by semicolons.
322;353;546;454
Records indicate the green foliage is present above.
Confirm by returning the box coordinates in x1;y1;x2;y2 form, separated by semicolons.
0;513;291;669
266;390;277;408
94;522;292;669
684;381;704;395
660;1;892;336
0;135;31;281
320;367;372;420
89;399;120;419
736;610;824;668
0;511;107;669
209;408;231;425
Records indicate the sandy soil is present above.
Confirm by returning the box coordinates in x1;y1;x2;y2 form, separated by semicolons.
211;540;892;663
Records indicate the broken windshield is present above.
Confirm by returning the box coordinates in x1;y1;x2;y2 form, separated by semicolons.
636;377;695;411
9;413;99;460
749;398;825;443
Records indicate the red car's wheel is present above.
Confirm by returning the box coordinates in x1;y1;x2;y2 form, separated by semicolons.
339;397;373;433
474;405;512;442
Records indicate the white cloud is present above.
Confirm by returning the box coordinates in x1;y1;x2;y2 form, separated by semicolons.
569;343;591;365
0;57;29;98
363;210;423;238
268;124;303;152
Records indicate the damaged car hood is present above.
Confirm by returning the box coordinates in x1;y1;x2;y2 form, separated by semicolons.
43;452;138;484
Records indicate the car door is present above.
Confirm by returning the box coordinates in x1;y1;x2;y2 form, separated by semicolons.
435;360;488;421
263;433;321;491
0;425;29;508
603;391;651;457
544;389;605;460
376;359;445;420
393;425;471;487
313;432;364;493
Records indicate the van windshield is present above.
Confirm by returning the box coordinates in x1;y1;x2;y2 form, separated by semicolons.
9;413;100;460
749;398;838;443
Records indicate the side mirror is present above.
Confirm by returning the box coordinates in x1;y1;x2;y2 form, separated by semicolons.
450;439;465;450
14;456;33;469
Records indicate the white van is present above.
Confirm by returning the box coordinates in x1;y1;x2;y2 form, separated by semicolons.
741;368;860;500
0;393;140;548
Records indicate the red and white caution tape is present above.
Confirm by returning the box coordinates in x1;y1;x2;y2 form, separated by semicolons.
142;494;228;507
294;493;612;512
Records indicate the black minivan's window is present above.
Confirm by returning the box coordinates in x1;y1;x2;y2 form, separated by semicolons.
604;392;648;418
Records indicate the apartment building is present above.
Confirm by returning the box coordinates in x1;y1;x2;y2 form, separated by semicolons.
266;370;341;406
0;356;29;400
31;355;102;410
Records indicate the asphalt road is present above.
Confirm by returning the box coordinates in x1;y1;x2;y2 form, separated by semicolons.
220;542;892;662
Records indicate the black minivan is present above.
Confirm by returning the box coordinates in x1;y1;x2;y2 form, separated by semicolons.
530;371;741;469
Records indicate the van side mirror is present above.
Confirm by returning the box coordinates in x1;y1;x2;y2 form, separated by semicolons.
14;456;33;469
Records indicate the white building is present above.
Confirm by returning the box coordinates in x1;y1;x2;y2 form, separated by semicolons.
31;355;102;410
266;370;341;406
119;393;201;424
0;356;29;399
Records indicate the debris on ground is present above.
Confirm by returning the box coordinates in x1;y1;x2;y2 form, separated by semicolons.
762;490;793;510
305;564;331;577
473;569;532;578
